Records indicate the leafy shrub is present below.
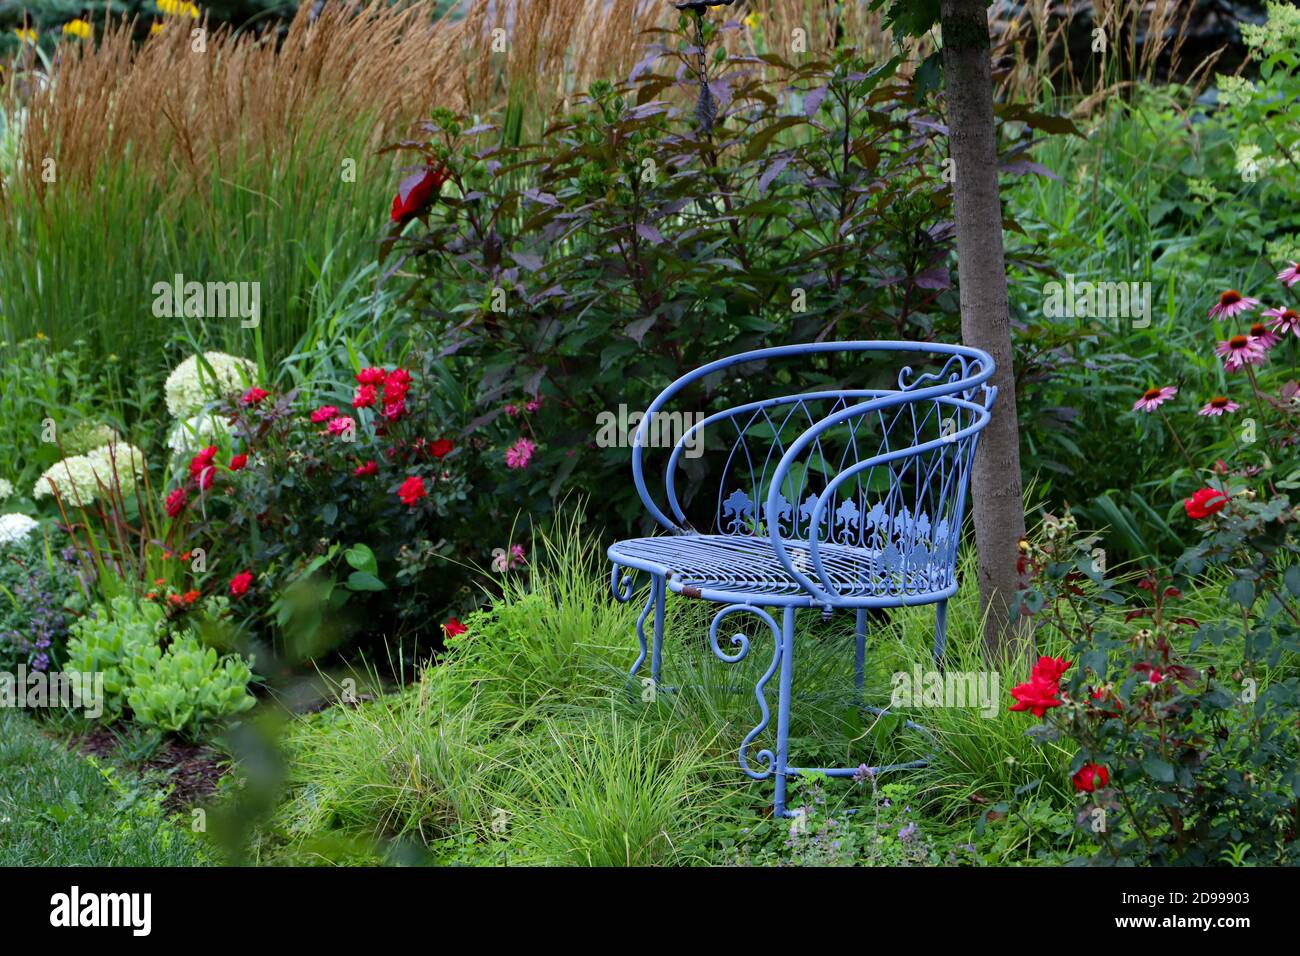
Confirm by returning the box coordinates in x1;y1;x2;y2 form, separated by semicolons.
1015;507;1299;865
163;357;473;657
64;594;256;735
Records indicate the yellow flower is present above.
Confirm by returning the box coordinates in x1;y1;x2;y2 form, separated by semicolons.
744;13;761;29
14;28;37;44
158;0;201;19
150;21;166;36
62;19;92;40
35;331;47;341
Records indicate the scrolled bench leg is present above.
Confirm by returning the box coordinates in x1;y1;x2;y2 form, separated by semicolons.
854;607;867;693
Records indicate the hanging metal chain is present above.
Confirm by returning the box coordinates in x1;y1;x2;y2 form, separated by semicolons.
691;10;716;134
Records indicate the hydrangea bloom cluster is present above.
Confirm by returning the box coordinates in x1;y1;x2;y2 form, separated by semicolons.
0;478;12;502
164;351;256;418
32;442;146;505
0;513;39;547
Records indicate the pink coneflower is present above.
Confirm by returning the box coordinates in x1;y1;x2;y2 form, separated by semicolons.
1215;334;1268;372
1198;396;1240;417
1278;262;1300;288
1263;306;1300;338
1248;322;1281;350
1132;386;1177;413
1207;289;1260;320
505;437;536;469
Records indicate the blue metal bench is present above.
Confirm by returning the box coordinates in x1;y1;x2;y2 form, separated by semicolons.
608;341;996;817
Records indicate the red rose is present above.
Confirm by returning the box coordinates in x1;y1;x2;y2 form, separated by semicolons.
352;384;378;409
229;570;254;598
356;367;386;386
188;445;218;479
327;415;355;437
1008;676;1063;717
1184;487;1229;520
429;438;454;459
397;475;426;507
230;453;248;471
197;467;215;491
240;387;269;406
1032;655;1072;683
310;405;339;424
442;617;468;637
390;163;450;223
1072;762;1109;793
354;460;378;477
383;368;412;402
382;398;407;422
164;487;188;517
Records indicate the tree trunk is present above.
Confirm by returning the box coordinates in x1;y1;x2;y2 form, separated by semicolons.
939;0;1031;660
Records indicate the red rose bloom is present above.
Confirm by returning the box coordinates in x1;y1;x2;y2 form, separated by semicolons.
197;467;215;491
1033;655;1072;683
397;475;426;507
382;398;407;422
165;487;188;517
240;387;270;406
390;163;450;223
310;405;340;424
1184;487;1229;520
1008;676;1064;717
230;453;248;471
229;570;254;598
1072;762;1109;793
353;384;378;409
383;368;412;402
443;617;468;637
354;460;379;477
356;367;386;386
188;445;218;479
429;438;454;459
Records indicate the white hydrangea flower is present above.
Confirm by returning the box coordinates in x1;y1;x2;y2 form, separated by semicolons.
32;442;146;506
164;352;257;418
0;477;13;502
0;512;39;546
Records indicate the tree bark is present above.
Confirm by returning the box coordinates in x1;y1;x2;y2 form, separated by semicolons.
939;0;1031;659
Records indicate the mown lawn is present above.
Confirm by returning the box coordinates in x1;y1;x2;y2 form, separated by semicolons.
0;710;210;866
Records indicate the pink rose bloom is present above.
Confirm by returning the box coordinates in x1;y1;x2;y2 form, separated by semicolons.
310;405;339;424
327;415;355;437
505;437;536;470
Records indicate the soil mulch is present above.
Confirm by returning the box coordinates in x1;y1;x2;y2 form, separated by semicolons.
59;726;228;814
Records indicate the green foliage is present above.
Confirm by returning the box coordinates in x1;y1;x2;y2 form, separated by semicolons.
0;526;79;670
64;594;257;735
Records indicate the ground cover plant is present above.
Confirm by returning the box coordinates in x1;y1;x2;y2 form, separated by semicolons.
0;0;1296;875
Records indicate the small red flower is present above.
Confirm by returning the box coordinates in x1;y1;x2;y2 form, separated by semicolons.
1072;762;1109;793
383;368;412;402
390;163;451;223
310;405;340;424
165;487;188;517
182;589;201;605
229;570;254;598
429;438;454;459
188;445;217;479
327;415;355;437
397;475;427;507
1008;677;1064;717
356;367;387;386
442;617;468;637
230;453;248;471
240;387;270;406
1183;487;1229;520
382;398;407;422
354;460;379;477
1032;655;1072;683
353;384;378;409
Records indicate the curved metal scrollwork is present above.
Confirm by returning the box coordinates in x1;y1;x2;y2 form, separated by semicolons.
610;562;636;603
709;603;782;780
